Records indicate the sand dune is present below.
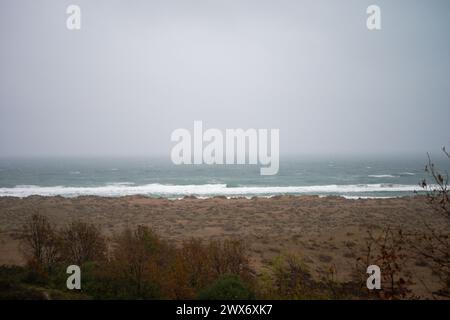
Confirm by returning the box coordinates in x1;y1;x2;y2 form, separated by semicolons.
0;195;446;297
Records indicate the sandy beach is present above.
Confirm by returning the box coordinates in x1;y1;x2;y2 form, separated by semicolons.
0;195;446;297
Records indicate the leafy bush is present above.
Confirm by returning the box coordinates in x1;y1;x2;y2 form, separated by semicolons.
179;238;254;292
197;274;255;300
110;226;164;299
269;254;320;299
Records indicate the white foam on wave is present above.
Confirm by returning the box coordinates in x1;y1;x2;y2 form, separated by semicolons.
368;174;398;178
341;195;396;200
0;183;423;198
109;182;135;186
400;172;416;176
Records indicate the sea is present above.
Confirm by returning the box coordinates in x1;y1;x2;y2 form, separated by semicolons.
0;155;447;199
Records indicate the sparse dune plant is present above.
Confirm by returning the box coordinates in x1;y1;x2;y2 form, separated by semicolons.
416;145;450;298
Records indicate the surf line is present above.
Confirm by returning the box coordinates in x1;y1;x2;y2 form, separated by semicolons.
170;121;279;175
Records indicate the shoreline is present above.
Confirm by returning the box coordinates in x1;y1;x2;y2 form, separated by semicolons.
0;193;423;200
0;182;424;198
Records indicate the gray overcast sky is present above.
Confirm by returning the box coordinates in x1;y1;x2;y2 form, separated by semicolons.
0;0;449;157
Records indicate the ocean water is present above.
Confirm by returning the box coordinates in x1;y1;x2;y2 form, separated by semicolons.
0;156;446;199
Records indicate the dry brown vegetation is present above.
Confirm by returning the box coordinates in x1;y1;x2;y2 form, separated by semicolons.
9;217;258;299
59;221;107;266
353;228;415;299
18;214;59;270
0;194;447;299
414;146;450;298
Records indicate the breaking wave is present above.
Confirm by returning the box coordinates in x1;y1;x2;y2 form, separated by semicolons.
0;183;422;198
368;174;398;178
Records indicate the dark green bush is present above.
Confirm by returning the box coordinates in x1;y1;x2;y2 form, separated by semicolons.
197;274;255;300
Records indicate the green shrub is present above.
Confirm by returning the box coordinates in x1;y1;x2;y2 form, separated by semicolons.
0;265;27;284
197;274;255;300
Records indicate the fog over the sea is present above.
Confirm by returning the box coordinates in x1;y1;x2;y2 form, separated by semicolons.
0;0;449;158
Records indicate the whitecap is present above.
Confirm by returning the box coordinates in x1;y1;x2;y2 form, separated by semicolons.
0;183;425;198
399;172;416;176
368;174;398;178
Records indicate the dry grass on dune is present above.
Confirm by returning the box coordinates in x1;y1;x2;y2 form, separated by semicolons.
0;195;446;298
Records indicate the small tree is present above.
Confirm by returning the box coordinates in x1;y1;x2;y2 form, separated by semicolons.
179;238;211;290
270;254;317;299
354;228;413;300
421;147;450;217
179;238;253;292
417;145;450;298
207;239;253;280
59;220;107;266
112;226;162;298
19;214;59;270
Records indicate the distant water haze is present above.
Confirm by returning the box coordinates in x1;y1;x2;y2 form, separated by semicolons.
0;0;449;158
